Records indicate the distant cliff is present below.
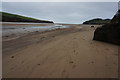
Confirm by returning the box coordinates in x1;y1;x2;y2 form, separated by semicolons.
83;18;111;24
0;12;54;23
93;10;120;45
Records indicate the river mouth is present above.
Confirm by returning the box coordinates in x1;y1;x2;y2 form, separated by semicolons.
2;22;69;37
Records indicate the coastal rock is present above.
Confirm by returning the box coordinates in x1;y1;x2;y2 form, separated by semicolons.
93;10;120;45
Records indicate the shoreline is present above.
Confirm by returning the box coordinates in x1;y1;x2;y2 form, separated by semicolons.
3;24;79;55
2;23;71;41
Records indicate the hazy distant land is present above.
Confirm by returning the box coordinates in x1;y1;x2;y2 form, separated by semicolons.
83;18;111;24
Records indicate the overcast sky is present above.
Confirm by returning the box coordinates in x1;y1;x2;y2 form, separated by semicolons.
1;2;118;24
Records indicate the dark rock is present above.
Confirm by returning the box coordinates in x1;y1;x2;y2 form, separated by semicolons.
93;10;120;45
91;26;94;28
37;64;40;65
36;31;39;32
5;36;9;37
69;61;74;63
11;56;14;58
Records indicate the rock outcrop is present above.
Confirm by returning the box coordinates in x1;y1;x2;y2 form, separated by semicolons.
93;10;120;45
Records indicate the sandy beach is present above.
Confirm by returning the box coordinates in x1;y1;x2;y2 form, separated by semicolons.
3;24;119;78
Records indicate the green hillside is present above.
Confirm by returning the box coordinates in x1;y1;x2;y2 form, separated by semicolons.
83;18;111;24
0;12;53;23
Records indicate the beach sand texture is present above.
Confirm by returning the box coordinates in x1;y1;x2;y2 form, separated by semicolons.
3;24;119;78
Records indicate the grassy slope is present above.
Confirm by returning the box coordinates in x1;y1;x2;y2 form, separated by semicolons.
83;18;111;25
0;12;53;23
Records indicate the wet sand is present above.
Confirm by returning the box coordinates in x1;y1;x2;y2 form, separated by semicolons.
3;24;118;78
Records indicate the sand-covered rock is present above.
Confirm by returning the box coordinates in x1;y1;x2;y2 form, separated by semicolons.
93;10;120;45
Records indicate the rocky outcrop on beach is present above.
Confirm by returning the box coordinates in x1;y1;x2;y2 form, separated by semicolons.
93;10;120;45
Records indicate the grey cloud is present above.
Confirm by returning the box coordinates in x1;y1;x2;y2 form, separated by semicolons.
2;2;118;24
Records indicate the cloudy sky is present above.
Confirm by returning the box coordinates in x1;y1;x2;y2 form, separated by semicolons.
1;2;118;24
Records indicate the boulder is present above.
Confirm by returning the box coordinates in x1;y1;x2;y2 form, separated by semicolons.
93;10;120;45
91;26;94;28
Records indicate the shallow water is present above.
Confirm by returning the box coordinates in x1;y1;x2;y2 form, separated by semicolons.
2;23;69;36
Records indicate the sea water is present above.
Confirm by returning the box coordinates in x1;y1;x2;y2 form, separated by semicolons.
2;22;69;36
